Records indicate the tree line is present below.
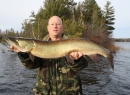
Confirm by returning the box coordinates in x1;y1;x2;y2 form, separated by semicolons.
0;0;116;52
114;38;130;42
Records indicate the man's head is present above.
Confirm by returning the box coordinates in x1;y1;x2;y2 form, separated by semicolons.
47;16;63;39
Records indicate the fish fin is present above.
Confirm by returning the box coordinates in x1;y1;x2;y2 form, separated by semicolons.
109;53;114;70
84;55;94;62
87;54;100;63
66;54;74;64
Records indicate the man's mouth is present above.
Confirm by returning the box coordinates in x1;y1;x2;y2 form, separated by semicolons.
53;30;58;32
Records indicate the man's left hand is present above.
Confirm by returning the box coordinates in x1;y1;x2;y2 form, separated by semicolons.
69;52;83;60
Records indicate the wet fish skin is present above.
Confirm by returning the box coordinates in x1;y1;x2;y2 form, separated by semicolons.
5;36;114;70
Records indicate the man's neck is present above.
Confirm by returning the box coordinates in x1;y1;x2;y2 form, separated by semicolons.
50;35;62;41
51;37;61;41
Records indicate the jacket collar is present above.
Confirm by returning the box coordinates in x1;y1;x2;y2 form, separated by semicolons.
43;34;68;41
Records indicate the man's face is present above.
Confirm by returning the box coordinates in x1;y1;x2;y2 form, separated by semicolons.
47;17;63;37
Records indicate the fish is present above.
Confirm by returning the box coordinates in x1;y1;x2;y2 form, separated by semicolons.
5;36;114;70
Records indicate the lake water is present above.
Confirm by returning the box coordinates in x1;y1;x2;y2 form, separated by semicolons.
0;42;130;95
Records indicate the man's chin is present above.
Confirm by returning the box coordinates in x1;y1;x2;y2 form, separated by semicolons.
53;33;60;36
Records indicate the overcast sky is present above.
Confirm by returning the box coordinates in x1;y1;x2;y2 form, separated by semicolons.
0;0;129;38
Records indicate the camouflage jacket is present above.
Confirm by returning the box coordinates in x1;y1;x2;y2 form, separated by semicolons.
18;34;88;95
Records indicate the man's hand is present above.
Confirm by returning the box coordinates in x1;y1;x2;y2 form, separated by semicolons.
69;52;83;60
69;52;100;62
10;46;20;53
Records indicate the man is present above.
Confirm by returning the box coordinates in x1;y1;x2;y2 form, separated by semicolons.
10;16;99;95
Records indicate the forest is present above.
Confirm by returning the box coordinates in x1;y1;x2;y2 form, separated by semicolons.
0;0;117;52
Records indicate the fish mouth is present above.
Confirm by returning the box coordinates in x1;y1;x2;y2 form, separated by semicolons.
5;36;19;46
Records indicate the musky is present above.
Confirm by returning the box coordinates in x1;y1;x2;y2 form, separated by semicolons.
0;0;129;38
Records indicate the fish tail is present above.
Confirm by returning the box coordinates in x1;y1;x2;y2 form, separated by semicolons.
109;53;114;70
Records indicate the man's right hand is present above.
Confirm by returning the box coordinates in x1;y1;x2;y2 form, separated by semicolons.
10;46;20;52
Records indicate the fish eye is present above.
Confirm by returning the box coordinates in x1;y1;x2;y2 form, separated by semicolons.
16;39;19;42
15;40;19;45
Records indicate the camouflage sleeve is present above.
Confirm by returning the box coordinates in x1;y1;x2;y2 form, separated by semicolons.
18;52;42;69
66;56;88;72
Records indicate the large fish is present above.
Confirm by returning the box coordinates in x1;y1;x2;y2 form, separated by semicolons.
5;36;114;70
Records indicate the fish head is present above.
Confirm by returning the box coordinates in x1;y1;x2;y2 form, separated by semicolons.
5;36;35;52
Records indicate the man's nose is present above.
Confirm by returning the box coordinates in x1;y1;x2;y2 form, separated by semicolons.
54;24;58;27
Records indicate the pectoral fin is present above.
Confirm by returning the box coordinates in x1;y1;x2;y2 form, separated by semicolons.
66;54;74;65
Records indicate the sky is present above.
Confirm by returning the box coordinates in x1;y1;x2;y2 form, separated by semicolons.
0;0;130;38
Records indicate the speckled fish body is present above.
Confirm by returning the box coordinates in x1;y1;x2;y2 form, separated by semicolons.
5;36;114;69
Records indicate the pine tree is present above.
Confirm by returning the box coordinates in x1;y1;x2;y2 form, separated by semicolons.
82;0;105;36
103;1;115;34
42;0;76;20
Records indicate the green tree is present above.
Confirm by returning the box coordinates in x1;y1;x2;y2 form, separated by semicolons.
63;19;84;38
6;28;16;36
82;0;106;36
21;19;33;38
31;10;48;39
103;1;115;33
43;0;76;20
82;0;97;24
